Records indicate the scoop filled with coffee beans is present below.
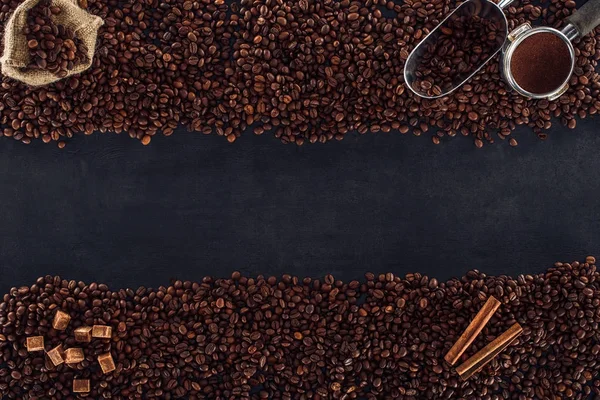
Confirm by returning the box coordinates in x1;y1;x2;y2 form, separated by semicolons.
405;0;514;98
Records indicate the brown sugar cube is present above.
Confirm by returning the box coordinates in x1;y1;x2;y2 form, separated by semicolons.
64;348;85;364
52;310;71;331
97;352;116;374
47;344;65;367
73;379;90;393
74;326;92;342
26;336;44;352
92;325;112;339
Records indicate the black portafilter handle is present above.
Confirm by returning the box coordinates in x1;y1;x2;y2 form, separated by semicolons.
565;0;600;38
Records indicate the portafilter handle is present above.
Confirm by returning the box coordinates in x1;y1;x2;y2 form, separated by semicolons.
562;0;600;39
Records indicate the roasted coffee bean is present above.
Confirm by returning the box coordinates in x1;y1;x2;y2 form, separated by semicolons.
0;0;600;149
0;257;599;398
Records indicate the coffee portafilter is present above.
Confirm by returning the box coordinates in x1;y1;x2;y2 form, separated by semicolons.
501;0;600;100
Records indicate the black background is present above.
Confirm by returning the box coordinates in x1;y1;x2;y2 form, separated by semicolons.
1;119;599;295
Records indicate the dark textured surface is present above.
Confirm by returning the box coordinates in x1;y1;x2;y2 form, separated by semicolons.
0;120;599;294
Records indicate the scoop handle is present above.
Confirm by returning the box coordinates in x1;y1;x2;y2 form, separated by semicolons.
565;0;600;38
496;0;516;9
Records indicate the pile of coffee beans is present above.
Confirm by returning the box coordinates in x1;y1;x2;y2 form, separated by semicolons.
411;13;502;97
0;0;599;147
23;0;89;78
0;257;599;399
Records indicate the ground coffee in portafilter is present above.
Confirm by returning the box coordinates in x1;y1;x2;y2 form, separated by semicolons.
510;32;573;95
412;14;502;97
0;0;598;147
0;257;599;399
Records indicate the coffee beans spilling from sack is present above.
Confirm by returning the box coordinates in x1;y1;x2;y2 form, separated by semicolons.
22;0;90;78
0;0;599;147
0;0;102;87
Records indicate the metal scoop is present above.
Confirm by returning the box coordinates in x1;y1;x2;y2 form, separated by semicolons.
404;0;514;99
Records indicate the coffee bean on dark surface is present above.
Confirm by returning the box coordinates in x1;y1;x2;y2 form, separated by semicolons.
510;32;573;95
22;0;89;78
412;14;502;97
0;257;599;399
0;0;599;147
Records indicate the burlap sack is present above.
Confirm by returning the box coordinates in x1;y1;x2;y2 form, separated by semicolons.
0;0;103;86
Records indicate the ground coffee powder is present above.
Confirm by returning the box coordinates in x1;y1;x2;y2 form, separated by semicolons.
510;32;572;95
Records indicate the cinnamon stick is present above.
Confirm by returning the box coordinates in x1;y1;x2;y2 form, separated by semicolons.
456;323;523;380
444;296;501;365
